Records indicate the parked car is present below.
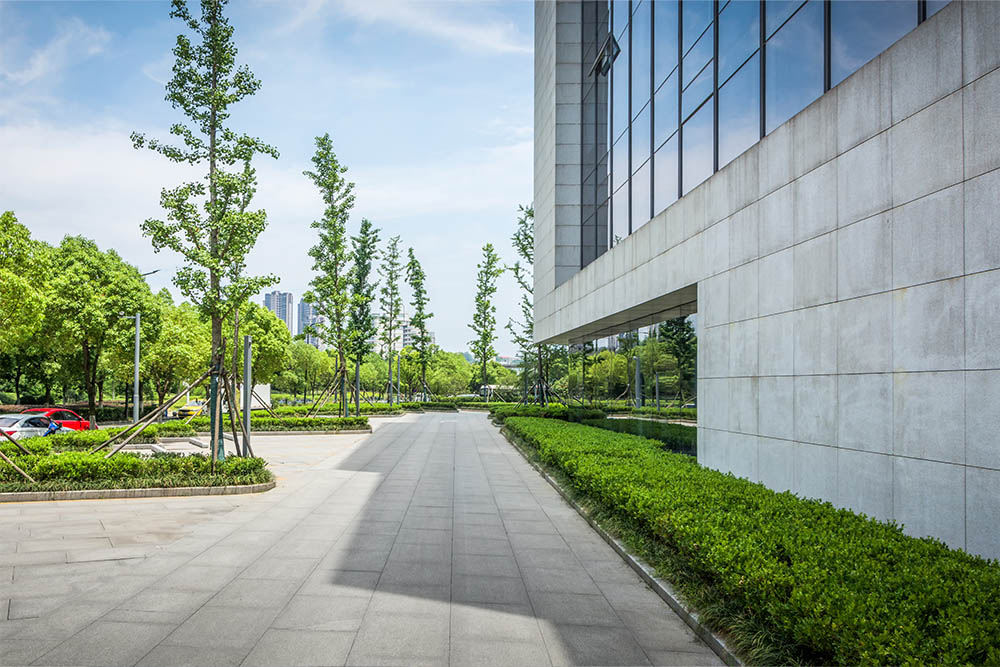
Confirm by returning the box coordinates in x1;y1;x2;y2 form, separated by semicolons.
0;414;61;440
177;401;205;418
20;408;92;431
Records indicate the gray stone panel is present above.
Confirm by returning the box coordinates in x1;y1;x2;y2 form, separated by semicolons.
794;375;837;446
729;377;759;434
838;373;893;455
794;304;837;375
793;232;837;309
964;168;1000;274
837;213;892;300
837;133;891;227
892;277;964;372
966;467;1000;559
729;260;758;322
890;91;964;205
837;449;894;522
893;456;966;549
892;184;965;289
758;311;794;376
962;0;1000;83
963;62;1000;180
838;293;892;374
837;53;892;153
758;437;795;492
893;371;965;464
794;161;838;243
758;376;794;441
890;2;962;123
759;183;795;255
758;247;793;316
793;443;838;502
965;268;1000;370
966;370;1000;470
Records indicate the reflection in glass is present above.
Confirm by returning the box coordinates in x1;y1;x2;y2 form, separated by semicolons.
653;0;678;88
612;39;630;142
765;0;805;38
613;0;630;39
632;0;652;118
613;134;629;192
654;132;679;215
682;61;713;121
719;53;760;167
683;23;714;88
831;1;916;86
654;70;678;150
596;199;609;259
612;184;629;244
719;0;759;84
632;103;651;173
582;83;597;168
765;0;823;134
682;96;714;194
682;0;713;54
632;159;652;231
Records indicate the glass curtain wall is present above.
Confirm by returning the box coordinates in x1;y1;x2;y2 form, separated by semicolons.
581;0;936;269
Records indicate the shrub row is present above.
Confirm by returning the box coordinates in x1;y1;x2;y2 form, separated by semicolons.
0;449;271;490
489;404;607;423
628;406;697;420
187;416;369;432
580;418;696;456
14;421;198;453
256;403;401;417
503;417;1000;665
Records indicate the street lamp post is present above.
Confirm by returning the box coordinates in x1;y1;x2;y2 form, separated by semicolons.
120;269;159;424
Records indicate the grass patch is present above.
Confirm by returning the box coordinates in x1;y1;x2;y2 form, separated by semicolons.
502;417;1000;665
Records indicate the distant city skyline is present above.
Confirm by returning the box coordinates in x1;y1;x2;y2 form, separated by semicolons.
263;291;293;333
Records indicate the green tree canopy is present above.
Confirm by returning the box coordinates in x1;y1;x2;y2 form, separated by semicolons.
468;243;504;393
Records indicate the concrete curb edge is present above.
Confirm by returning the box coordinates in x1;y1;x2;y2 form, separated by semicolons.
0;480;276;503
499;425;742;667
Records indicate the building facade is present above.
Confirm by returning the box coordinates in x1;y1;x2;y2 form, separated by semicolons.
297;300;326;349
534;0;1000;558
263;291;294;333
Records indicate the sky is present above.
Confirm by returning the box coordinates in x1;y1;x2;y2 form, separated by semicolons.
0;0;534;357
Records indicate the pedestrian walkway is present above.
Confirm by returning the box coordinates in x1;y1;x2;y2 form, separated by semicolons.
0;412;720;666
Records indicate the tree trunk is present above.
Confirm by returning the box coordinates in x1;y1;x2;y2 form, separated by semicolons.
82;342;97;426
97;381;104;407
13;365;22;405
354;357;360;414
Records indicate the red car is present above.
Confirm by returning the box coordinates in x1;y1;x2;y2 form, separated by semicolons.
20;408;92;431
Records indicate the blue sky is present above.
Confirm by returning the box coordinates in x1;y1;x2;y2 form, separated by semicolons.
0;0;534;356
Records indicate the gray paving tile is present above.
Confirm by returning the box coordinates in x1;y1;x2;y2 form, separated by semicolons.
509;532;571;551
394;528;451;546
450;637;552;666
452;553;521;578
367;585;450;617
136;644;249;667
521;566;602;595
540;623;652;666
34;620;175;666
207;578;300;608
449;603;542;641
386;540;451;564
298;569;379;597
528;592;623;627
162;605;278;649
319;548;389;572
0;639;59;666
242;628;355;667
453;536;514;557
240;557;317;581
348;613;449;662
271;594;369;631
121;587;215;614
156;565;237;592
617;609;706;653
452;574;530;605
645;648;723;665
513;547;579;570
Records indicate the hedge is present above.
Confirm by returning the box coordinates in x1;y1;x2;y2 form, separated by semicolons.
0;449;271;491
628;406;697;420
188;416;368;432
16;422;197;452
580;418;696;456
255;404;401;417
503;417;1000;665
489;404;607;423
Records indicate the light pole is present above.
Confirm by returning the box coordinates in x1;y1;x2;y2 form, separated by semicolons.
120;269;159;424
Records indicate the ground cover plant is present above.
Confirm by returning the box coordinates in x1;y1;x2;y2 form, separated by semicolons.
628;406;697;420
188;416;368;432
502;417;1000;665
257;404;401;417
489;404;607;423
0;441;271;493
581;418;696;456
17;422;198;452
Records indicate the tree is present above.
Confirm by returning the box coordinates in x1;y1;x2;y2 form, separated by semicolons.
426;349;473;397
144;294;211;405
47;237;160;424
223;302;292;384
659;317;697;403
404;247;433;399
301;133;354;414
468;243;504;396
346;219;380;413
289;340;327;401
378;236;403;403
133;0;278;454
0;211;50;353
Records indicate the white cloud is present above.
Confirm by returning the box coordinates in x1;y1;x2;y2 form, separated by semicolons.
1;17;111;86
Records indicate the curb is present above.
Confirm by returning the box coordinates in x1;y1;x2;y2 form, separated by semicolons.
0;480;276;503
499;425;742;667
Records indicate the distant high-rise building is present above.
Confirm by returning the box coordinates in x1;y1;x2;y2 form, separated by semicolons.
297;300;326;349
263;291;293;332
372;315;436;353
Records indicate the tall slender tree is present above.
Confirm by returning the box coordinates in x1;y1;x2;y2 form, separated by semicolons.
133;0;278;456
300;133;354;415
405;247;433;399
347;220;380;413
468;243;504;397
378;236;403;404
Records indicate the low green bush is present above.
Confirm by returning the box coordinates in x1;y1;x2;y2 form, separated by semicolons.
580;418;696;456
257;403;401;417
16;422;197;453
628;405;697;420
489;404;606;423
399;401;458;411
503;417;1000;664
188;416;368;432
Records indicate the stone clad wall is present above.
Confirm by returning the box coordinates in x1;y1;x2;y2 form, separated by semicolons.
533;1;1000;558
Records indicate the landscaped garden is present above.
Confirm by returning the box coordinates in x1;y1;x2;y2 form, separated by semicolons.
189;415;369;432
497;415;1000;665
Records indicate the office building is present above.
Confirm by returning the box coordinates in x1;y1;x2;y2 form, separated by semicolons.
263;291;293;333
297;300;326;349
533;0;1000;558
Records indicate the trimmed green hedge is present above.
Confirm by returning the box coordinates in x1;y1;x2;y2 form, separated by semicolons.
581;418;696;456
489;404;607;423
503;417;1000;665
257;404;401;417
16;422;198;453
0;449;271;491
188;416;368;432
628;406;697;420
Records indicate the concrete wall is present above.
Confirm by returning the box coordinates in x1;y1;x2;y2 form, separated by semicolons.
532;1;1000;558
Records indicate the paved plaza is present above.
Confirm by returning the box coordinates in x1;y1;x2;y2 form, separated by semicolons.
0;413;719;666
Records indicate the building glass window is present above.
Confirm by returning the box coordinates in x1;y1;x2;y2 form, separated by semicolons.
612;29;630;142
683;22;714;88
653;0;678;89
765;0;823;134
926;0;951;17
654;132;679;214
719;53;760;167
765;0;806;38
632;0;652;119
682;97;714;194
612;184;629;244
612;134;629;192
831;1;916;86
632;102;651;173
718;0;760;83
682;0;714;54
632;159;652;231
682;60;713;121
613;0;630;39
653;69;679;150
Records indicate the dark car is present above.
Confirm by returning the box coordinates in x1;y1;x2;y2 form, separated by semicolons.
20;408;92;431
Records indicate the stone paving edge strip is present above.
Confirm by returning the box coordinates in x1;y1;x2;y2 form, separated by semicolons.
0;480;276;503
499;424;742;667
